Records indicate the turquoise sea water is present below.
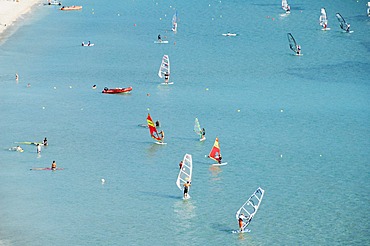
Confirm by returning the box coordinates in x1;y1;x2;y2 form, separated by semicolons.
0;0;369;245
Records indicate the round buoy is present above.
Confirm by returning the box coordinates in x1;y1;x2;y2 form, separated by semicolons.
101;178;105;183
280;154;283;158
69;86;72;89
237;109;240;112
206;88;209;91
42;106;45;109
147;108;150;111
280;109;284;112
53;87;56;89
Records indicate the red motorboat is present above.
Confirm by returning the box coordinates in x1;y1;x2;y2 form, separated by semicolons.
102;86;132;94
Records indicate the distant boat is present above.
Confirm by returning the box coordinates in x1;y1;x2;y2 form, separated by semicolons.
282;0;290;13
158;55;172;85
207;137;227;166
82;41;94;46
234;187;265;233
222;32;237;37
47;0;61;5
176;154;192;199
147;113;165;144
319;8;330;30
172;11;178;32
102;87;132;94
287;33;302;56
60;5;82;11
194;118;206;141
336;13;352;33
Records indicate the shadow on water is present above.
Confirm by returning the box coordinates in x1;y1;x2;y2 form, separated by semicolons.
139;190;180;200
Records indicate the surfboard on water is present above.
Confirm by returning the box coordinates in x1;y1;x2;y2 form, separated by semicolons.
154;40;169;44
30;167;64;171
212;162;228;166
155;141;167;145
232;229;251;234
222;33;237;36
160;82;174;85
321;28;331;31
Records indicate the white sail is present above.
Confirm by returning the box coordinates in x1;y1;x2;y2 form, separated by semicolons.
176;154;192;192
235;187;265;231
282;0;290;12
158;55;170;79
367;2;370;17
319;8;328;27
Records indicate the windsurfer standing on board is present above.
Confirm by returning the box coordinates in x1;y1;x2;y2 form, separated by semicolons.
43;137;48;146
159;130;165;142
201;128;206;140
179;160;183;169
36;144;41;154
296;45;301;55
164;72;169;84
217;154;222;164
51;161;57;170
238;213;248;232
158;34;161;42
183;181;191;199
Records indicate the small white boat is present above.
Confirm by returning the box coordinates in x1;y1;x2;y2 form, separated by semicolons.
47;0;61;5
222;32;237;36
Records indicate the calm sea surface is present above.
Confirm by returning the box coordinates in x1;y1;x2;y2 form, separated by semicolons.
0;0;369;245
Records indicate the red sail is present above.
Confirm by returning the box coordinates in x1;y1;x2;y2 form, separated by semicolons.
147;113;162;141
208;137;221;162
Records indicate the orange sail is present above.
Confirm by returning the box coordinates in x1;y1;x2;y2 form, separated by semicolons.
208;137;221;162
147;113;162;141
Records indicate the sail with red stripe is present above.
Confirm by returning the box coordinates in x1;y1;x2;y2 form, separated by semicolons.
147;113;162;141
208;137;221;162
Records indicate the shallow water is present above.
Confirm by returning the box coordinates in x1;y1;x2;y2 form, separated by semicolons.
0;1;369;245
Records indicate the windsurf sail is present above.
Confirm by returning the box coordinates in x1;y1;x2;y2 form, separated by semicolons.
172;11;178;32
208;137;222;162
158;55;170;80
336;13;350;31
194;118;202;138
147;113;162;141
287;33;298;53
282;0;290;12
176;154;192;192
319;8;328;27
368;2;370;17
235;187;265;231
